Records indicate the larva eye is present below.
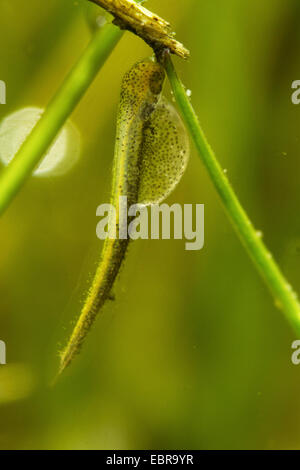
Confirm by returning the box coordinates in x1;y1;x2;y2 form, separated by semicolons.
120;60;165;111
148;69;165;95
138;97;190;205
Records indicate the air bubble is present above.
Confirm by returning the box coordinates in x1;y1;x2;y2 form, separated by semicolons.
96;16;107;28
0;107;81;177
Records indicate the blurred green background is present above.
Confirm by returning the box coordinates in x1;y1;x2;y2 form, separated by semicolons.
0;0;300;450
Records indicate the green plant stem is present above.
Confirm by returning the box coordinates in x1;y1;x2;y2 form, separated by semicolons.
164;54;300;335
0;22;123;216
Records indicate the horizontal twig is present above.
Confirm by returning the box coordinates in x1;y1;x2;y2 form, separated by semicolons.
89;0;190;59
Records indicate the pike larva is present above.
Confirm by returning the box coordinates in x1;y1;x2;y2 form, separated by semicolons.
59;59;189;374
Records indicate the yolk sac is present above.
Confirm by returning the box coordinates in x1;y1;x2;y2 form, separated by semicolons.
0;107;81;177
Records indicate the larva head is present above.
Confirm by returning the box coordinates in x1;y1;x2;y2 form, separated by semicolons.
120;60;165;119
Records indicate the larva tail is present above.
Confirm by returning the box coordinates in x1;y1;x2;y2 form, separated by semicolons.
58;237;129;376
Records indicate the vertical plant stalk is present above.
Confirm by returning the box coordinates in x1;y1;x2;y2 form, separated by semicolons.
164;53;300;335
0;22;123;216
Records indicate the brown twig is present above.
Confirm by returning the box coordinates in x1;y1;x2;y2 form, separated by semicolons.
89;0;190;59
